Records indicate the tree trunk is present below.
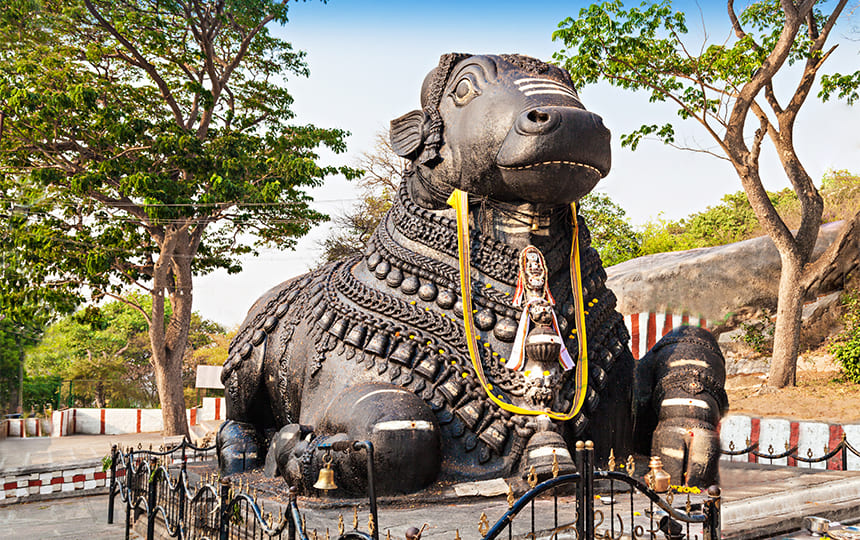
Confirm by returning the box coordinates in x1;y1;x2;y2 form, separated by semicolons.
767;254;805;387
151;342;189;437
15;335;23;413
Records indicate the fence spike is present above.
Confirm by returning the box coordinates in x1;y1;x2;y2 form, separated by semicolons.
353;506;358;530
326;527;331;540
454;530;461;540
626;455;635;477
608;449;616;471
478;512;490;537
338;515;345;536
368;512;376;536
506;482;515;509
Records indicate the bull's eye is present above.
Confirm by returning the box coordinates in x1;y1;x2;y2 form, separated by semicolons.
451;74;480;105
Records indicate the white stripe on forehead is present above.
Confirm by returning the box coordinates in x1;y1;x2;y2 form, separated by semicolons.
523;89;582;100
513;77;581;103
515;77;572;86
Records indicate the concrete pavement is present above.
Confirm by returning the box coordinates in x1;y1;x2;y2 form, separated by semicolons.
0;493;141;539
0;432;170;473
5;433;860;539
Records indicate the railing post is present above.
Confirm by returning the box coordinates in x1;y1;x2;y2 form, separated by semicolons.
842;436;848;471
108;444;118;524
355;441;379;540
584;441;595;540
146;459;158;540
125;449;132;540
704;486;721;540
575;441;585;540
178;456;187;528
288;486;298;540
219;477;231;540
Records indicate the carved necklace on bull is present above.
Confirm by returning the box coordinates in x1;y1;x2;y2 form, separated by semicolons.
447;189;588;421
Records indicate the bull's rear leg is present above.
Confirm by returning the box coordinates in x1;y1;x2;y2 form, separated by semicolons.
271;383;442;496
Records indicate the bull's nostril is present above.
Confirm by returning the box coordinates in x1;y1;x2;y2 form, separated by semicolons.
527;110;550;123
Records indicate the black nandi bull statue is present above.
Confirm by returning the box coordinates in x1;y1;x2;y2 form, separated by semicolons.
217;53;728;496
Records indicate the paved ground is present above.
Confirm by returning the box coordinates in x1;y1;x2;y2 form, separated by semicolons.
0;493;141;539
0;432;170;472
5;434;860;539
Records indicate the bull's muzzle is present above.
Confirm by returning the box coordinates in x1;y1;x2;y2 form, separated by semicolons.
495;106;611;204
498;106;611;173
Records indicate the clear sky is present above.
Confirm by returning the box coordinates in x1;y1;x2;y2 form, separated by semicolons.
194;0;860;327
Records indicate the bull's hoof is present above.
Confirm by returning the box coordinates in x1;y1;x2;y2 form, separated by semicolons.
264;423;313;478
652;423;720;487
217;420;262;475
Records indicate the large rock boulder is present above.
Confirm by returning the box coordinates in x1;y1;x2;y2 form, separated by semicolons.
606;221;857;321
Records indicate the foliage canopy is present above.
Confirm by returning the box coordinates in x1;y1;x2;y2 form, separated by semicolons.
0;0;357;433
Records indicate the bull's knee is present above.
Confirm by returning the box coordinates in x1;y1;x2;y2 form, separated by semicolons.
217;420;263;475
315;383;441;495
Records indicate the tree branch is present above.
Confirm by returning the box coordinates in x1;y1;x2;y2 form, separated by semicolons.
83;0;186;127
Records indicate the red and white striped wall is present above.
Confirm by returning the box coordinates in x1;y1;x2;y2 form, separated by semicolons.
2;398;225;439
719;414;860;470
200;397;225;423
623;312;711;360
0;465;123;502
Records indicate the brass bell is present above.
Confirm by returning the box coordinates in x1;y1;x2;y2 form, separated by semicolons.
313;451;338;491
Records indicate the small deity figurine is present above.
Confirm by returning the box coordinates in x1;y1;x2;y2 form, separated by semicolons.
505;246;575;375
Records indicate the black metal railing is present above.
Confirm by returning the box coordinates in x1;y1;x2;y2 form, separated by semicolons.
109;439;719;540
108;438;378;540
480;441;720;540
721;434;860;470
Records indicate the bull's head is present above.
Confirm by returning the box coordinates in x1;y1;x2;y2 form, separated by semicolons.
390;54;611;209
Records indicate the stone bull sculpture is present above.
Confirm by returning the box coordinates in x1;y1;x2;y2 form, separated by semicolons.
217;53;728;495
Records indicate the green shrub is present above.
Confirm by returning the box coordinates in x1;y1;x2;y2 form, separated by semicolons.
831;288;860;383
23;375;62;412
733;313;775;355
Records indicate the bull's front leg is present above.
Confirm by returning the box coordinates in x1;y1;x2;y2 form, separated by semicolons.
634;326;728;487
268;382;442;496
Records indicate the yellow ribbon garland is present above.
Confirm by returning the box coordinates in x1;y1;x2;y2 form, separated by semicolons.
446;189;588;421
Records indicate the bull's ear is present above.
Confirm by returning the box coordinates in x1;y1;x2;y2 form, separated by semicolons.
390;110;426;159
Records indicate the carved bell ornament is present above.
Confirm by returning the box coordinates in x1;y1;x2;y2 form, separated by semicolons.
524;324;562;365
313;451;338;491
646;455;671;493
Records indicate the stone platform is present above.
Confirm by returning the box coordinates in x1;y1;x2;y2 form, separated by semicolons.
4;431;860;539
227;461;860;540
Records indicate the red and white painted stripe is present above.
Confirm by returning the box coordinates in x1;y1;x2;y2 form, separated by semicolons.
720;414;859;470
0;466;123;501
2;401;220;438
623;311;710;360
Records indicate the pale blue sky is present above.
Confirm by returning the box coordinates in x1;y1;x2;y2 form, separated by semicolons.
195;0;860;326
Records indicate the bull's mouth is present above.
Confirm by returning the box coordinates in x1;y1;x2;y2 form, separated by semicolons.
495;159;604;204
498;159;603;176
